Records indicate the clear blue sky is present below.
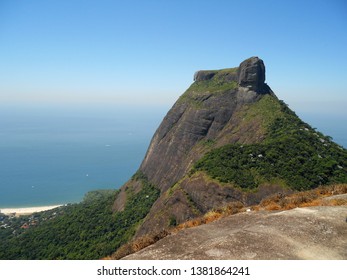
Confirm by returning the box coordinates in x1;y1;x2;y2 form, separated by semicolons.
1;0;346;114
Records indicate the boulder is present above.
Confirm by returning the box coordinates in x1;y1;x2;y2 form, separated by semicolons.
193;70;216;81
237;56;266;92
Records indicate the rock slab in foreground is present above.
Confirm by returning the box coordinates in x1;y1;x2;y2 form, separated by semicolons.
123;206;347;260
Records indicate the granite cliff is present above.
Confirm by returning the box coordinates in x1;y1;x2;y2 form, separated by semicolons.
113;57;347;238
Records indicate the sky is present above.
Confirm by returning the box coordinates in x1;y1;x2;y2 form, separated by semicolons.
0;0;346;115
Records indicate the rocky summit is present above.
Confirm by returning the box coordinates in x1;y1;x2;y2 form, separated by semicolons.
238;56;266;92
140;57;269;192
113;56;347;239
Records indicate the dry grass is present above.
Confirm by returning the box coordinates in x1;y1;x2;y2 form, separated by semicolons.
106;184;347;260
174;217;204;231
110;202;245;259
111;230;170;260
259;184;347;211
264;201;282;211
173;201;244;232
326;198;347;206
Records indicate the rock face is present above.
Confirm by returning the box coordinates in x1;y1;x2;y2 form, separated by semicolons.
123;205;347;260
193;70;217;81
194;57;265;90
138;57;269;193
139;88;264;193
238;56;266;92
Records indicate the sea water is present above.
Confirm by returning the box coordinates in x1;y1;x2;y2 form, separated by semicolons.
0;104;346;208
0;104;167;208
298;112;347;149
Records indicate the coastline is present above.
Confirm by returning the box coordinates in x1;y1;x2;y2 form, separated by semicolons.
0;204;64;216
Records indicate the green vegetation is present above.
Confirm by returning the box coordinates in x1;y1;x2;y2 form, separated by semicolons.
192;96;347;190
241;94;284;133
187;79;238;94
192;68;238;92
0;175;160;259
178;68;238;107
199;139;216;148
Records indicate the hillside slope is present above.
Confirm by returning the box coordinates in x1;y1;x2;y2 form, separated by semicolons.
114;57;347;238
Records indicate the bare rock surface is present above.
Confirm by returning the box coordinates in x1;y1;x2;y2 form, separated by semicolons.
123;205;347;260
238;56;266;92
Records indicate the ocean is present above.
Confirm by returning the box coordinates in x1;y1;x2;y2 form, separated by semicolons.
0;104;346;208
298;113;347;149
0;104;167;208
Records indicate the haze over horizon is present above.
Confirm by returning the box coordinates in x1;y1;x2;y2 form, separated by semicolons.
1;0;346;115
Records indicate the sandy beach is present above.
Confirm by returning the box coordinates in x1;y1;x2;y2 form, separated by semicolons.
0;204;63;216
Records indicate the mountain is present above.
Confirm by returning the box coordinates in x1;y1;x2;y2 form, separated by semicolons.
1;57;346;260
113;57;347;238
